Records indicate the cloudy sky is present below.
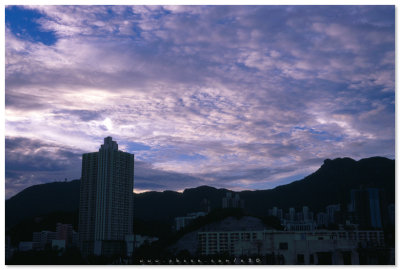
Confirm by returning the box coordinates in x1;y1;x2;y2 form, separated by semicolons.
5;5;395;199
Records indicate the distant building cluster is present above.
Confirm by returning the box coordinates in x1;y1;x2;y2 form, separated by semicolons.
18;223;78;252
167;186;394;264
173;192;245;231
267;187;393;232
268;206;316;231
222;192;244;209
267;204;341;231
175;212;207;231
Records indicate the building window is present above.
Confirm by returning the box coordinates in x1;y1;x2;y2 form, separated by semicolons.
279;242;288;250
309;254;314;264
342;252;352;265
317;252;332;265
297;254;305;264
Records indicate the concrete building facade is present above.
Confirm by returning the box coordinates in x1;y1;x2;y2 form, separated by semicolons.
197;230;384;265
78;137;134;256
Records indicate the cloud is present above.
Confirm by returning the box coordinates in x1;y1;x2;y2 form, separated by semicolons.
5;136;209;198
5;6;394;197
5;136;82;198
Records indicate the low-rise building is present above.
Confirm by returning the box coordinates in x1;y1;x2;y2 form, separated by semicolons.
32;230;57;250
197;230;384;265
30;223;78;252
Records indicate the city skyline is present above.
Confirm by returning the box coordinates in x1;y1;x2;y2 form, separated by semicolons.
5;5;395;199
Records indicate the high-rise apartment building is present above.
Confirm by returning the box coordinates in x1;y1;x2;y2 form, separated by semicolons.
350;188;384;229
289;207;295;221
79;137;134;256
326;204;341;225
222;192;245;209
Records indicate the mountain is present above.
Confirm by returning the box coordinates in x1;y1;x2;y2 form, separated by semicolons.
5;156;395;229
239;156;395;216
5;180;81;228
133;156;394;221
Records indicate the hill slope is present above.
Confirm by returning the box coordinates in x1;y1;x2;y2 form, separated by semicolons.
6;180;81;228
239;156;395;216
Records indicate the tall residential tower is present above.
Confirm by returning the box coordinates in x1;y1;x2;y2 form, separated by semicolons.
79;137;134;256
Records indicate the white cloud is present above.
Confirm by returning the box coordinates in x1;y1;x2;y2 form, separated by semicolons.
5;6;394;196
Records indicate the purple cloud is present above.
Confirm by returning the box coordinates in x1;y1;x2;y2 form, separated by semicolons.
5;6;395;198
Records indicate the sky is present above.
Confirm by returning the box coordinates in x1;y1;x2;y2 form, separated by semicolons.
4;5;395;199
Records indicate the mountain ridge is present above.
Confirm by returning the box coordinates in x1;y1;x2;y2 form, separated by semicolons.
6;156;395;228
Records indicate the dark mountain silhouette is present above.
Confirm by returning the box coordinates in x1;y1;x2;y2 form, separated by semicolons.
6;156;395;230
6;180;81;228
239;156;395;216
